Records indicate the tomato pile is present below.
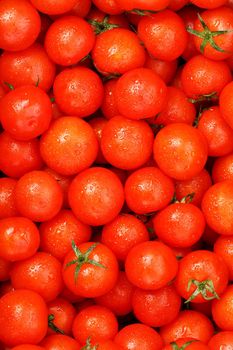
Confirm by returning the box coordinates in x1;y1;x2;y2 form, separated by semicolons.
1;0;233;349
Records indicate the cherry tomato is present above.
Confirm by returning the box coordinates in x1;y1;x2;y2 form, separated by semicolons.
30;0;78;15
41;334;81;350
208;331;233;350
101;79;120;119
214;235;233;280
115;0;170;11
212;153;233;183
144;54;178;85
219;81;233;130
212;285;233;331
190;0;228;9
0;178;18;219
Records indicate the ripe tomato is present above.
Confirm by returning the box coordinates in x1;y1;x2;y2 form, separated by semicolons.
212;285;233;331
11;346;45;350
0;132;43;178
92;28;145;75
114;324;164;350
115;0;170;11
92;0;123;15
41;334;81;350
101;79;120;119
219;81;233;130
153;123;208;181
175;250;229;303
101;213;149;261
95;271;134;316
0;178;18;219
144;54;178;84
101;115;154;170
214;235;233;280
0;0;41;51
40;209;92;261
72;305;118;345
40;117;98;176
53;67;104;118
62;241;119;297
138;10;188;62
0;217;40;262
45;16;95;66
0;85;52;141
162;338;210;350
190;0;228;9
0;258;11;281
160;310;214;344
68;0;92;17
124;167;175;214
132;284;181;328
125;241;178;290
202;180;233;235
30;0;78;15
68;167;124;226
0;289;48;347
153;202;206;248
0;44;56;92
10;252;63;302
208;331;233;349
115;67;167;120
212;153;233;183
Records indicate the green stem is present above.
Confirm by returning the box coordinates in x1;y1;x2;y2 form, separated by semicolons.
48;314;64;335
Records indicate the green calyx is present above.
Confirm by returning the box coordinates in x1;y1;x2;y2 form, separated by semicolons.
65;241;106;283
187;13;230;54
81;337;98;350
88;16;119;35
185;278;220;303
129;8;157;16
188;91;217;104
48;314;64;335
171;340;197;350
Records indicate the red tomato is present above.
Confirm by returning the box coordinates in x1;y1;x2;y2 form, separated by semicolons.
190;0;228;9
45;16;95;66
0;289;48;347
41;335;81;350
62;241;119;297
40;117;98;176
92;28;145;75
40;209;91;261
214;235;233;280
138;10;188;61
125;241;178;290
153;123;208;181
101;79;120;119
114;323;164;350
219;81;233;130
53;67;104;118
162;338;209;350
72;305;118;345
68;167;124;226
124;167;175;214
68;0;92;17
212;285;233;331
14;170;63;222
92;0;123;15
212;153;233;183
144;54;178;84
0;0;41;51
115;68;167;120
208;331;233;349
115;0;170;11
101;115;154;170
89;116;108;164
10;252;63;302
0;217;40;262
0;85;52;141
30;0;78;15
11;346;45;350
175;250;229;303
202;180;233;235
0;44;56;92
132;284;181;327
0;178;18;219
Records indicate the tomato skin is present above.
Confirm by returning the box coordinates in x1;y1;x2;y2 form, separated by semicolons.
15;170;63;222
0;132;43;178
132;284;181;328
219;81;233;130
212;153;233;183
160;310;214;344
214;235;233;280
0;0;41;51
92;0;123;15
72;305;118;345
114;323;164;350
10;252;64;302
162;338;209;350
124;167;174;214
175;250;229;303
0;178;18;219
153;203;206;248
40;210;92;261
190;0;228;9
30;0;78;15
125;241;178;290
101;213;149;261
41;334;81;350
101;79;120;120
144;55;178;85
92;28;145;75
68;0;92;17
208;331;233;349
63;242;119;298
0;44;56;92
212;285;233;331
53;67;104;118
0;85;52;141
0;217;40;262
181;55;232;99
153;123;208;181
202;180;233;235
11;345;45;350
68;167;124;226
45;16;95;66
101;115;154;170
115;0;170;11
40;117;98;176
95;271;134;316
0;289;48;347
116;68;167;120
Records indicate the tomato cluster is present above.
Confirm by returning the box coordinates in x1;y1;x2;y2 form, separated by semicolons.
1;0;233;349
